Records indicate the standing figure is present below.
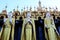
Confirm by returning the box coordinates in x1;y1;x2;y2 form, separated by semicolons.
1;12;12;40
21;11;36;40
44;12;57;40
1;19;11;40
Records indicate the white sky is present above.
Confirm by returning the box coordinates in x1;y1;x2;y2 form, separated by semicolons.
0;0;60;12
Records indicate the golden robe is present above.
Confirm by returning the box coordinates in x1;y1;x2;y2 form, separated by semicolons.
44;18;57;40
25;22;32;40
1;19;11;40
21;18;36;40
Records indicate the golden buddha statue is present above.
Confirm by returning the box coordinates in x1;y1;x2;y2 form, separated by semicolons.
1;18;11;40
44;12;57;40
21;11;36;40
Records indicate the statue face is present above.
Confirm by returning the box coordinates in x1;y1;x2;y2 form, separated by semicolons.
4;18;7;22
7;12;12;22
46;12;51;18
27;12;31;18
26;12;31;22
7;12;12;18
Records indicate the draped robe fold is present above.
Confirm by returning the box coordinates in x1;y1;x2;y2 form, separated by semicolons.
44;18;57;40
21;18;36;40
1;19;11;40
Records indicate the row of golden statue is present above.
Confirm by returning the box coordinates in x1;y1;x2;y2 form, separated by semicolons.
0;1;60;40
0;11;60;40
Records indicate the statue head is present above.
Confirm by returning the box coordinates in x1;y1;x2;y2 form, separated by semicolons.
46;11;51;18
27;11;31;18
7;11;12;23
